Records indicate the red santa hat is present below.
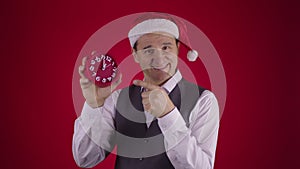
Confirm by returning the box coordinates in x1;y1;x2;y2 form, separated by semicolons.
128;12;198;62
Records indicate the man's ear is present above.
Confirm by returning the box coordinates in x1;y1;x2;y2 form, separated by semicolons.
132;50;139;63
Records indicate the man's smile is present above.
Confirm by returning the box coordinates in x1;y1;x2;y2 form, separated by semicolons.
151;64;170;72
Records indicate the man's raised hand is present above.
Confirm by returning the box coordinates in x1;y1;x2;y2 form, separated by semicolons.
79;57;122;108
133;80;175;118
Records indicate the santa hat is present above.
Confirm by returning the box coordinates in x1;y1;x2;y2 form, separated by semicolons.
128;12;198;62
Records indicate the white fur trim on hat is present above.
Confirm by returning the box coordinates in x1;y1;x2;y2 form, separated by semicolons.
187;49;198;62
128;19;179;47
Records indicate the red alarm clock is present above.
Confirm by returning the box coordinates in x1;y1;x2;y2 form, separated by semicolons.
85;51;118;87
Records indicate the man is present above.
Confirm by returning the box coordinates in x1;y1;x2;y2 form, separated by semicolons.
72;13;219;169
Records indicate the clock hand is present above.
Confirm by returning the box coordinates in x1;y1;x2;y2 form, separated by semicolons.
102;59;107;70
102;64;112;71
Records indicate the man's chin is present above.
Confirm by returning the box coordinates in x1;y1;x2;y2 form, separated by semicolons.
144;69;171;84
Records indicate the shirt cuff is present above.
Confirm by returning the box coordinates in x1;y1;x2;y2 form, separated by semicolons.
79;102;104;130
157;108;189;151
157;108;183;131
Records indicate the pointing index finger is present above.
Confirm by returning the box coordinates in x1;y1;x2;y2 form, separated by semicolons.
133;80;158;91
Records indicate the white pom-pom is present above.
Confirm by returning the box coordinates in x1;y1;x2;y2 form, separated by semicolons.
187;50;198;62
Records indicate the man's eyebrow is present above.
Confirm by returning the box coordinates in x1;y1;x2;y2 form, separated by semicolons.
162;42;173;46
143;45;152;49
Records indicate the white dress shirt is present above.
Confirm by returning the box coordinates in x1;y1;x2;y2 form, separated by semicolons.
72;70;220;169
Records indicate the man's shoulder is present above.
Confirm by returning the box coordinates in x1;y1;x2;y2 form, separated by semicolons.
179;78;206;92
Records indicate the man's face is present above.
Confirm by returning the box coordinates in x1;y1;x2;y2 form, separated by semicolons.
133;33;179;85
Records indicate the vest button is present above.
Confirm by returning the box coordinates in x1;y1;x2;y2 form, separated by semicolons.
144;139;148;143
139;158;143;160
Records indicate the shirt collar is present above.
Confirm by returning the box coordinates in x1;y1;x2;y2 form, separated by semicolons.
161;70;182;93
139;70;182;93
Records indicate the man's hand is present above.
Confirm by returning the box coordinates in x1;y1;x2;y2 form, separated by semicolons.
133;80;175;118
79;57;122;108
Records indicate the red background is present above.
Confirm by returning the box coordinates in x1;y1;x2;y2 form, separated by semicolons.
1;0;299;169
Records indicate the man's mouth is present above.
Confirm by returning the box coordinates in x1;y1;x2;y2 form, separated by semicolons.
152;64;169;71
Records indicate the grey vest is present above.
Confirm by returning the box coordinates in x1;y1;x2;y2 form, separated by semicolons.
114;79;205;169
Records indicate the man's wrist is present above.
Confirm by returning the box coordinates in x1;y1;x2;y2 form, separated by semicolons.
86;98;105;108
157;107;184;132
158;104;175;118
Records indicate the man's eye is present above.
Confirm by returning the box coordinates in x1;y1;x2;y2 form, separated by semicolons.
162;46;171;50
144;48;155;55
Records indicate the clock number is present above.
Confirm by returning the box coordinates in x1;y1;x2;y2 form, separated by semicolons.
89;65;94;71
102;78;107;83
111;72;116;78
96;76;101;81
106;56;112;62
95;56;101;62
92;72;96;77
107;77;112;81
90;60;95;65
95;55;104;62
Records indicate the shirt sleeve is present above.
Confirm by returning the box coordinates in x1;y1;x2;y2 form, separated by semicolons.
157;90;220;169
72;91;119;168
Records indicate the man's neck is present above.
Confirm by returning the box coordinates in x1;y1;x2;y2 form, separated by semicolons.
144;77;171;86
143;71;177;86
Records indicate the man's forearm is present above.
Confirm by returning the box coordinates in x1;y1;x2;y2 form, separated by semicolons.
158;90;220;169
72;119;106;168
72;101;117;168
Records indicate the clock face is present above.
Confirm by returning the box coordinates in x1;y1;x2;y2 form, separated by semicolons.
85;53;118;87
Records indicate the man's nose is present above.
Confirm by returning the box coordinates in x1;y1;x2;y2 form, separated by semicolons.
152;50;166;65
154;49;164;57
